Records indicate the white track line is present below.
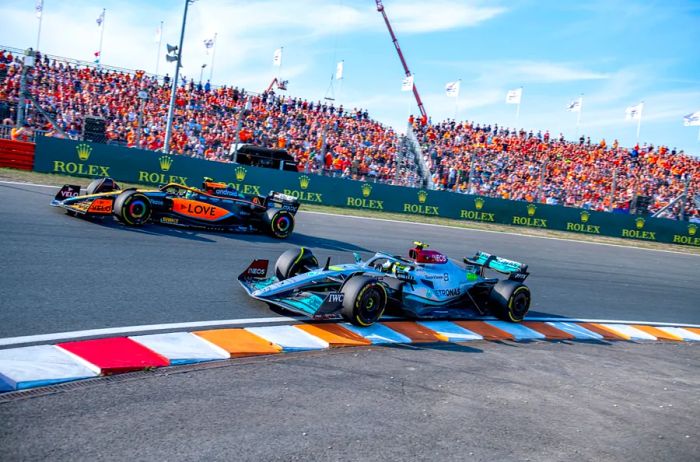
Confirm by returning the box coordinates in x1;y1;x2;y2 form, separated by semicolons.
2;180;696;257
0;316;299;347
1;316;698;348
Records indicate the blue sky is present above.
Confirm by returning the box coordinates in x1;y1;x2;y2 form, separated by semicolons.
2;0;700;155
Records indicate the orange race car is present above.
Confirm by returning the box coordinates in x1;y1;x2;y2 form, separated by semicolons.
51;177;299;238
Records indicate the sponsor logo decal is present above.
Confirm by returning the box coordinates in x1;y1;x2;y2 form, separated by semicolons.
245;260;268;277
672;223;700;246
460;196;495;222
59;186;81;199
327;293;344;304
566;210;600;234
435;288;460;297
282;175;322;203
138;171;188;185
425;273;449;281
512;203;548;228
235;166;247;181
76;143;92;161
159;156;173;172
87;198;113;214
347;182;383;210
171;198;230;220
403;190;439;216
621;217;656;240
160;217;179;224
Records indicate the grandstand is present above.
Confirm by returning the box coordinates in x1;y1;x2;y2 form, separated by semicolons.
0;46;697;220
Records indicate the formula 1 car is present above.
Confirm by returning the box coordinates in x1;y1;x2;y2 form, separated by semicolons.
51;177;299;238
238;242;531;326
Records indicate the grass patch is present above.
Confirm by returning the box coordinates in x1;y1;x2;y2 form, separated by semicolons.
2;167;697;255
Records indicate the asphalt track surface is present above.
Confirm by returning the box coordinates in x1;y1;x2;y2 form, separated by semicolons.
1;342;698;461
1;182;698;340
2;181;699;461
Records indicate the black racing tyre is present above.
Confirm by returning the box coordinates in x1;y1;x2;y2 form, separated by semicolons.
341;276;388;327
275;247;318;281
488;280;531;322
113;190;152;226
263;208;295;239
87;177;120;195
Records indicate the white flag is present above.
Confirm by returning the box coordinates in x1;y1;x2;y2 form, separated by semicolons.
35;0;43;18
683;111;700;126
96;9;105;27
445;81;460;98
625;102;644;121
272;48;282;67
506;88;522;104
335;61;344;80
566;97;582;112
401;75;414;92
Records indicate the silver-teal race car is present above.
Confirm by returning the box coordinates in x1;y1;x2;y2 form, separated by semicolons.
238;242;531;326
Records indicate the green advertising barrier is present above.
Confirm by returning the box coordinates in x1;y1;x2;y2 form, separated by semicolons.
34;137;699;247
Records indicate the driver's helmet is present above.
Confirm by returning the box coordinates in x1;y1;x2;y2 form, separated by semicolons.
185;189;197;200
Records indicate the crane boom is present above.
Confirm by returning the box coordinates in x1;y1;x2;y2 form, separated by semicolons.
375;0;427;119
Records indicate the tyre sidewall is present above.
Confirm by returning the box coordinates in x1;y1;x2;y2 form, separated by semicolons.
114;191;151;226
341;276;388;326
489;280;531;322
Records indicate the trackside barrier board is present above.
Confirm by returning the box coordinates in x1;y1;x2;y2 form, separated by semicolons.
546;322;603;341
0;345;98;391
342;323;412;344
245;326;329;351
417;321;483;342
485;321;546;341
57;337;170;374
597;324;657;341
129;332;229;365
654;327;700;341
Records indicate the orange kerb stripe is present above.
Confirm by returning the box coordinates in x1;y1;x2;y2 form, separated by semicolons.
381;321;444;342
295;324;372;347
453;321;513;341
522;322;575;340
579;323;629;340
194;328;282;357
685;327;700;336
631;325;682;341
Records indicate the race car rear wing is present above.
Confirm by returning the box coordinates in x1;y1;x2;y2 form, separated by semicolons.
265;191;300;214
465;251;529;282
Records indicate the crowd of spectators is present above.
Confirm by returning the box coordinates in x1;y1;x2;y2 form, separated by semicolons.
1;48;697;219
0;49;421;186
411;117;699;219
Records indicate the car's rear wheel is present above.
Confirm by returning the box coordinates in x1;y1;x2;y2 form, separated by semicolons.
275;247;318;280
341;276;388;327
113;190;152;226
488;280;531;322
263;208;295;239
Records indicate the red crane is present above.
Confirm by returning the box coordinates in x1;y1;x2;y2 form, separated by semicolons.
375;0;427;119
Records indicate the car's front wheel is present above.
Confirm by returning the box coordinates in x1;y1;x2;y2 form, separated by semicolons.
113;190;152;226
275;247;318;280
341;276;388;327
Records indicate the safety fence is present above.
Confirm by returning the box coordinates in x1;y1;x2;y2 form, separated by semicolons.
32;137;699;247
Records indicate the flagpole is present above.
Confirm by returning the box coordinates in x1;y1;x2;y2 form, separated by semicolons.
209;32;217;82
36;3;43;51
97;8;106;69
155;20;163;77
454;79;461;120
278;46;283;83
576;94;582;136
636;101;643;142
515;87;522;124
337;61;344;107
